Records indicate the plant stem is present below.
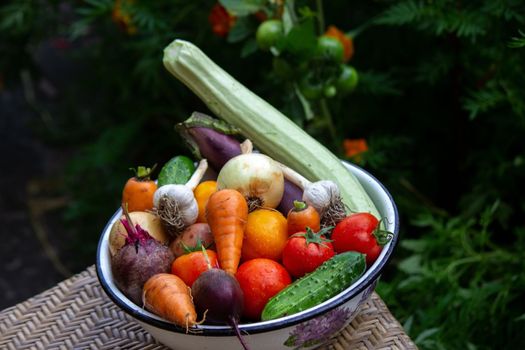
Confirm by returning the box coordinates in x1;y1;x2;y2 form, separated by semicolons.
319;98;340;152
316;0;325;33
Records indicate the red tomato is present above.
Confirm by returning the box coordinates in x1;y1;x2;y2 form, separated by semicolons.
171;250;219;287
332;213;391;266
235;259;291;320
282;228;335;278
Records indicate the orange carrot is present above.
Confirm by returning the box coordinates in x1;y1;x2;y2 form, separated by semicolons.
122;165;157;212
142;273;197;331
206;189;248;275
287;200;320;235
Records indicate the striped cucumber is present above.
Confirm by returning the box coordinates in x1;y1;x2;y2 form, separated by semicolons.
162;39;380;217
261;251;366;321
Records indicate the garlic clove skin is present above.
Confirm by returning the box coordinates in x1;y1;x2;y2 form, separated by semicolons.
181;200;199;226
302;180;341;215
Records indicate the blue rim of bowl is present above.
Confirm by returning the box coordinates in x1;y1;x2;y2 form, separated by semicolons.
96;161;399;336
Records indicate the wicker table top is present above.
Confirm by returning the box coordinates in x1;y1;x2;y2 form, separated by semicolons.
0;266;416;350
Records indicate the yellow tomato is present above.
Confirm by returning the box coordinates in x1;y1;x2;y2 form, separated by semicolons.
194;180;217;223
242;209;288;262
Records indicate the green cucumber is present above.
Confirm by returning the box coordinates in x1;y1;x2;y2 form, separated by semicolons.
162;39;379;218
261;251;366;321
157;155;195;187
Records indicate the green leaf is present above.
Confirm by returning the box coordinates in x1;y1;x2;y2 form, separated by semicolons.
509;30;525;48
414;327;440;344
219;0;266;16
227;16;256;43
463;83;506;120
403;315;414;333
398;255;423;275
515;314;525;322
373;0;425;26
240;38;258;57
279;17;317;59
400;239;427;253
356;71;401;96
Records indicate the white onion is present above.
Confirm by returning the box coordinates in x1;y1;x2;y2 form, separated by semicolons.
217;153;284;210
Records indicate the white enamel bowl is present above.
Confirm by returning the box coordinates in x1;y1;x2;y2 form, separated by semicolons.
96;161;399;350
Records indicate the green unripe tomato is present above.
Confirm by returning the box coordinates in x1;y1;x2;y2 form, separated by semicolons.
324;85;337;98
316;36;344;62
336;65;359;94
298;74;324;100
256;19;284;50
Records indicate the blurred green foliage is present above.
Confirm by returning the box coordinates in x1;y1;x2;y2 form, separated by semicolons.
1;0;525;348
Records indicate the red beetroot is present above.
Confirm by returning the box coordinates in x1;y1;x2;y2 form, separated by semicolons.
111;209;174;305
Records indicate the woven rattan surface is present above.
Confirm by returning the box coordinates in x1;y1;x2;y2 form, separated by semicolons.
0;266;416;350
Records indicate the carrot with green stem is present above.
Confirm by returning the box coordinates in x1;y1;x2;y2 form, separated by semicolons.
122;164;157;212
287;200;321;235
206;189;248;275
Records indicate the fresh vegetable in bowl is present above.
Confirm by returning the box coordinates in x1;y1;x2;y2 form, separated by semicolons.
171;248;219;287
122;165;157;212
332;212;393;266
111;207;174;305
236;258;291;320
176;112;304;215
206;189;249;275
286;200;320;235
143;273;197;331
261;251;366;321
154;159;208;237
241;208;288;262
279;163;347;229
157;155;196;187
169;222;214;258
96;38;399;350
192;267;249;350
109;211;169;256
217;152;284;211
282;227;335;278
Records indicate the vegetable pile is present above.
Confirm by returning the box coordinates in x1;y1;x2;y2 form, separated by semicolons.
108;40;393;349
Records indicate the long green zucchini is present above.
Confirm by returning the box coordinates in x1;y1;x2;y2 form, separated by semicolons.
163;39;379;216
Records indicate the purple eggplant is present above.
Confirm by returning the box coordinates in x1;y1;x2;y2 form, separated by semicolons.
176;112;303;215
277;180;304;214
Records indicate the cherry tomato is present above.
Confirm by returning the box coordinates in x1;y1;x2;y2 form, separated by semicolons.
236;259;291;320
298;72;324;100
316;36;344;62
282;227;335;278
336;65;359;94
331;213;391;266
171;249;219;287
256;19;284;50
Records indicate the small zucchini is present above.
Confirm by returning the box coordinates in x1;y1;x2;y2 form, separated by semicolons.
162;39;379;218
260;251;366;321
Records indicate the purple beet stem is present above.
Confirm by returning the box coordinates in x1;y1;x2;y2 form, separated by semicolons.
186;127;303;215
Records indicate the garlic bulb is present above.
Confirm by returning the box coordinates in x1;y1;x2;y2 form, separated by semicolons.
302;180;341;215
277;162;347;228
154;159;207;237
